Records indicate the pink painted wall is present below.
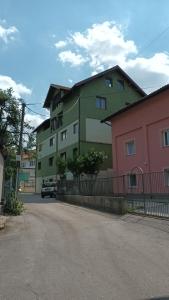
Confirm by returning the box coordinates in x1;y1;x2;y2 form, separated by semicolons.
111;89;169;176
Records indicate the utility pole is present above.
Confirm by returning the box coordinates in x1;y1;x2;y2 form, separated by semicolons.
15;100;26;197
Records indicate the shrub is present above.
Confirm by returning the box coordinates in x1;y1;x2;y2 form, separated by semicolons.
4;192;24;215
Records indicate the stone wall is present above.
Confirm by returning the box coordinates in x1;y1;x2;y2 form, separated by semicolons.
57;194;127;215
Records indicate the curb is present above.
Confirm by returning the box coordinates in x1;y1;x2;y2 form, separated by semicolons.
0;216;7;230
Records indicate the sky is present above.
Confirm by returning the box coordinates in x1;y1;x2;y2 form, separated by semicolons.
0;0;169;127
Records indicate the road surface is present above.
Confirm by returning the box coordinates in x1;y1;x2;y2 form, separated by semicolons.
0;194;169;300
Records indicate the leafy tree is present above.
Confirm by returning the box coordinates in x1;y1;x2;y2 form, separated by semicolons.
82;150;107;176
0;88;33;150
67;156;84;178
56;156;67;179
67;150;107;178
0;88;34;186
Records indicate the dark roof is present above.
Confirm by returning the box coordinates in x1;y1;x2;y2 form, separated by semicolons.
33;118;50;133
61;65;146;101
101;83;169;123
43;84;70;108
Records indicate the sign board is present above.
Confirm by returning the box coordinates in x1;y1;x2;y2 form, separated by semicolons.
16;155;21;162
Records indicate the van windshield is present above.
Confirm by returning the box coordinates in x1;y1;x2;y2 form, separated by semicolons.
42;183;57;188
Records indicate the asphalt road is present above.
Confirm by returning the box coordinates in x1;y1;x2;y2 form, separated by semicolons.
0;194;169;300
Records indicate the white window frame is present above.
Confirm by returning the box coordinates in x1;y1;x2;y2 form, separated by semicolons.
49;137;54;147
126;140;136;156
96;96;107;110
163;129;169;147
61;130;67;141
73;123;78;134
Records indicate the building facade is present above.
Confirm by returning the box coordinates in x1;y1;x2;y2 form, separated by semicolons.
35;65;145;193
19;152;36;193
103;84;169;192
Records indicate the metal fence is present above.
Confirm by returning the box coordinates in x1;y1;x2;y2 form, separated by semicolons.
58;171;169;218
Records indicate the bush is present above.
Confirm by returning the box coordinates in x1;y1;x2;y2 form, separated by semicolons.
4;192;24;215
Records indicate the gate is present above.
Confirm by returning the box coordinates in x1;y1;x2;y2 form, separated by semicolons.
127;172;169;218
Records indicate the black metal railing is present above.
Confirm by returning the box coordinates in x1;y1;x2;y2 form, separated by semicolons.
57;171;169;218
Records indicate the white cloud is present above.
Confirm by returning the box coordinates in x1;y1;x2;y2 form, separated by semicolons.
58;50;87;66
0;24;18;43
55;40;67;48
0;75;32;98
55;21;169;92
25;114;45;129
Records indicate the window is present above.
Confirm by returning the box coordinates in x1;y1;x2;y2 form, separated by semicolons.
117;79;124;90
164;169;169;186
38;144;42;152
58;114;63;127
49;137;54;147
96;96;107;109
38;162;41;170
30;160;35;167
49;157;54;166
126;140;136;155
51;117;57;131
105;78;112;88
73;148;78;158
61;130;67;141
60;152;66;160
163;129;169;146
73;123;78;134
128;174;137;187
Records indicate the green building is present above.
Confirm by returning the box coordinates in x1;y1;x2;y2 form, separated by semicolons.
34;65;145;192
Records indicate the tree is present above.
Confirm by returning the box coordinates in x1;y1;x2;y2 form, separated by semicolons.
67;150;107;178
0;88;33;150
82;150;107;177
67;156;84;178
0;88;34;186
56;156;67;179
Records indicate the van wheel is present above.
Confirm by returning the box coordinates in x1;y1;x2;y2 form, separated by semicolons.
41;194;44;198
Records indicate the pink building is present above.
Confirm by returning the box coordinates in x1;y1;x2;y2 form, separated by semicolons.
103;84;169;194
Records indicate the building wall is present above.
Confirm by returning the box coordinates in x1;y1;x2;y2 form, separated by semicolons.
0;152;4;201
35;69;144;191
111;89;169;175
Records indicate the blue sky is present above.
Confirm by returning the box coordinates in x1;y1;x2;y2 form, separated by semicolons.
0;0;169;126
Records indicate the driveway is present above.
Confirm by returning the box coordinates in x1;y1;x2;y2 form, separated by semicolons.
0;194;169;300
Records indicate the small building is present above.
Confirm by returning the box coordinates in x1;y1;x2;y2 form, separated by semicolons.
0;150;4;201
19;151;36;193
102;84;169;193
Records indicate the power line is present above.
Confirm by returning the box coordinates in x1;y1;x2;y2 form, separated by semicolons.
138;24;169;56
26;105;48;117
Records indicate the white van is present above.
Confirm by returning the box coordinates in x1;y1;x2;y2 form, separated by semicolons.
41;182;57;198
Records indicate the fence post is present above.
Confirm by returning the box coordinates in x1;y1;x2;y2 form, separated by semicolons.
142;173;146;214
122;175;126;196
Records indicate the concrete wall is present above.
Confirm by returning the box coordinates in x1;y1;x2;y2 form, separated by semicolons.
86;118;112;144
0;152;4;201
58;194;127;215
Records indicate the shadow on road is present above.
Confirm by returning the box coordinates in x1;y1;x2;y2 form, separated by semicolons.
19;193;60;204
145;297;169;300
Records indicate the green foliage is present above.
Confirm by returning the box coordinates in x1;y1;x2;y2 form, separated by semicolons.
67;156;84;178
67;150;107;177
4;192;24;215
56;156;67;178
82;150;107;176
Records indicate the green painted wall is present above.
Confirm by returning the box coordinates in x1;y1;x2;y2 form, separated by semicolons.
36;69;143;179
